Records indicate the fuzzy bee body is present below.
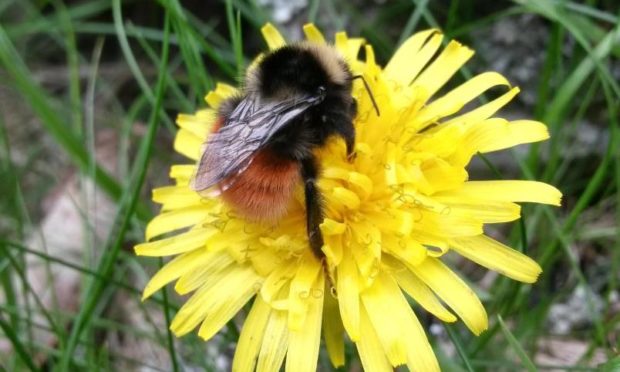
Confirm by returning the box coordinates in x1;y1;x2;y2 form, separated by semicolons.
220;148;300;221
192;42;358;261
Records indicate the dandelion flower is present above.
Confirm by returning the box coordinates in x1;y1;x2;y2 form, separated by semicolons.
136;23;562;371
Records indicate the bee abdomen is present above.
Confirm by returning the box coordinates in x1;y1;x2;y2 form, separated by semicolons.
221;149;300;221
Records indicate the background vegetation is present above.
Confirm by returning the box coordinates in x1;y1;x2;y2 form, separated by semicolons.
1;0;619;370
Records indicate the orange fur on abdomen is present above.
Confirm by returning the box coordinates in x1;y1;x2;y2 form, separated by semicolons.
221;149;300;221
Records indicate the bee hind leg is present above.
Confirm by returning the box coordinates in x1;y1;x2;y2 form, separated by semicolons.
301;156;325;259
300;157;336;293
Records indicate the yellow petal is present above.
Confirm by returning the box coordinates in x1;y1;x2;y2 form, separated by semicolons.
408;124;463;157
205;91;224;109
233;296;271;372
387;256;456;322
152;185;204;211
343;37;365;62
448;180;562;206
444;87;520;126
410;258;488;335
413;72;510;129
210;232;254;258
356;305;392;372
451;118;548;165
384;29;440;86
451;235;543;283
478;120;550;153
334;32;348;56
176;110;214;140
285;273;324;372
135;227;215;257
175;251;235;294
404;309;440;372
174;128;203;160
331;187;361;210
351;220;382;281
382;236;427;268
322;289;345;367
171;265;258;338
142;248;212;299
360;272;408;366
383;142;398;186
347;171;373;200
322;166;349;181
320;218;346;235
411;40;474;101
303;23;325;43
369;269;440;372
421;157;468;193
250;248;286;277
197;266;261;340
363;44;378;76
363;209;413;238
257;309;288;372
334;31;364;63
145;206;211;241
323;235;344;267
261;23;286;50
204;83;238;109
288;257;322;331
214;82;237;98
337;251;361;340
410;230;448;255
414;209;483;237
433;197;521;224
261;264;296;305
170;165;194;185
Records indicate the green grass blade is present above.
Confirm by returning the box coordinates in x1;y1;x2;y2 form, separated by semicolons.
0;25;151;222
51;0;83;137
538;84;620;267
128;23;192;112
2;240;147;302
158;256;179;372
112;0;175;132
497;315;537;372
4;249;65;345
57;1;171;368
163;0;214;94
444;324;475;372
396;0;429;47
598;356;620;372
308;0;321;23
153;14;179;371
0;314;41;372
4;0;111;38
226;0;245;78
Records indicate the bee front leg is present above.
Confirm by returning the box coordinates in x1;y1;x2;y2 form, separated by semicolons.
300;156;325;260
332;114;356;162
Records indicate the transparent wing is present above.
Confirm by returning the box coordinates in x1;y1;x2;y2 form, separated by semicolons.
191;92;324;191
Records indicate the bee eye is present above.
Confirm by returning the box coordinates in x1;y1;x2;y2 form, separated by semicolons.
317;86;326;97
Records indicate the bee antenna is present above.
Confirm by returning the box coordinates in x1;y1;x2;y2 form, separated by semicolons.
351;75;380;117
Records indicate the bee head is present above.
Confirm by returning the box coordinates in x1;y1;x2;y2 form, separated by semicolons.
249;43;353;102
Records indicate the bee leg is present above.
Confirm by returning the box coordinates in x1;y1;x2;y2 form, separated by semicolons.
332;114;356;162
300;156;325;259
301;156;337;294
347;98;358;158
344;128;356;163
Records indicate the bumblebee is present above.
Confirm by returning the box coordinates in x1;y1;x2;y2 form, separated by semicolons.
192;42;377;263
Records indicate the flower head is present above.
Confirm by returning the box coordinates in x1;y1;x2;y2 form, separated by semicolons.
136;24;561;371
